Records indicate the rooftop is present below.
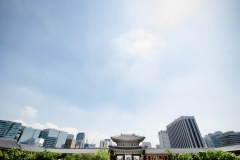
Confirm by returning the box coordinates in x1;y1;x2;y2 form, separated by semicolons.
111;134;145;142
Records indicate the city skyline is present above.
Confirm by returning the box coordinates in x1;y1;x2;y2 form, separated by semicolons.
1;0;240;147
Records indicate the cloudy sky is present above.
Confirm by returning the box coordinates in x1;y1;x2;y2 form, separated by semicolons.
0;0;240;147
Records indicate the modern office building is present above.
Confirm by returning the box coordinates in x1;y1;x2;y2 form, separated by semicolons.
67;134;74;139
76;132;85;148
39;128;68;148
216;131;240;147
158;130;171;148
64;139;77;148
76;132;85;141
142;142;152;148
166;116;204;148
76;140;84;148
156;145;160;149
18;127;42;145
203;131;222;148
0;120;22;140
100;139;112;148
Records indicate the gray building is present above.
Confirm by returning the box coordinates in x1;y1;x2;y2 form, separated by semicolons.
203;131;222;148
64;139;77;148
39;128;68;148
18;127;41;145
156;145;160;149
142;142;152;148
67;134;74;139
0;120;21;140
216;131;240;147
158;130;171;148
166;116;204;148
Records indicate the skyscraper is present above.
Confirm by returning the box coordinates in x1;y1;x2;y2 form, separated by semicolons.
76;132;85;141
18;127;41;145
158;130;171;148
76;132;85;148
0;120;21;140
39;128;68;148
166;116;204;148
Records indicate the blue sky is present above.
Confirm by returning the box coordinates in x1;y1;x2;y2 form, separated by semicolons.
0;0;240;147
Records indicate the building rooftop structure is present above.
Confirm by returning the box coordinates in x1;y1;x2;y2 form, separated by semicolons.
0;138;21;149
111;133;145;143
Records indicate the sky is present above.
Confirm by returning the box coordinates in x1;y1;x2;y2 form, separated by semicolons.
0;0;240;147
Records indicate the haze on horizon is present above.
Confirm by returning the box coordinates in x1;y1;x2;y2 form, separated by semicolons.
0;0;240;147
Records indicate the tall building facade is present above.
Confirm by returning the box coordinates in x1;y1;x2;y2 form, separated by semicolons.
166;116;204;148
158;130;171;148
18;127;41;145
0;120;21;140
76;132;85;148
64;139;77;148
100;139;112;148
216;131;240;147
39;129;68;148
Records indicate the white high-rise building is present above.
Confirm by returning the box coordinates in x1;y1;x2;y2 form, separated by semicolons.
100;139;112;148
158;130;171;148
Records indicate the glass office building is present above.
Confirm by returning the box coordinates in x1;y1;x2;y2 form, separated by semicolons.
18;127;41;145
76;132;85;141
0;120;21;140
158;130;171;148
40;129;68;148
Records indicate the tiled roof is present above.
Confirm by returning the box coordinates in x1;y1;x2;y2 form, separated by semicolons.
111;134;145;141
0;138;21;149
146;148;212;154
109;146;146;150
19;144;45;152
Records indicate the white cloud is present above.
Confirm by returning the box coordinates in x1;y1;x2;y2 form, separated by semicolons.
141;0;205;27
20;106;38;117
113;29;164;56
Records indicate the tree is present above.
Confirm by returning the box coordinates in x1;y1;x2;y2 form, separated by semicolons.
178;153;193;160
165;149;177;160
35;150;62;160
94;149;109;160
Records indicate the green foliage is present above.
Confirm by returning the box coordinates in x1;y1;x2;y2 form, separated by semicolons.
63;153;82;160
0;150;3;157
94;148;109;160
178;153;193;160
166;148;177;160
166;149;240;160
35;150;62;160
81;153;95;160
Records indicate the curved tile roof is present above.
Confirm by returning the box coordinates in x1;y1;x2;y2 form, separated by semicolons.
111;134;145;142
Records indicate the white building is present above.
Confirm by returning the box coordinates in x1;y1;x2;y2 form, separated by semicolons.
100;139;112;148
